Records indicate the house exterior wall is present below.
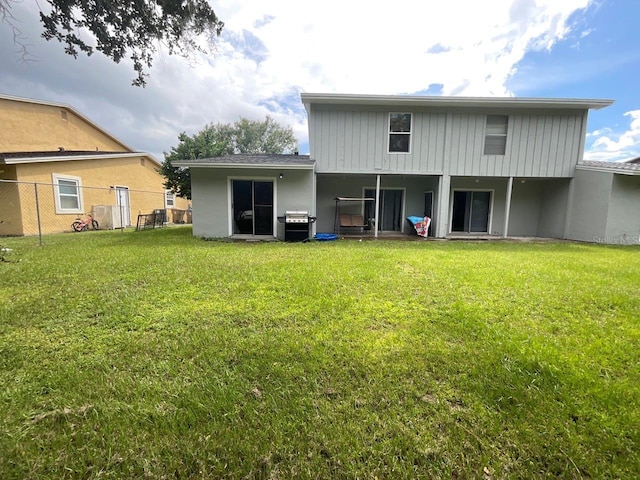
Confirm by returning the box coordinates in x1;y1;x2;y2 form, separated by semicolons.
536;179;571;239
315;174;440;234
190;167;314;239
0;98;128;152
605;175;640;244
0;157;176;235
449;177;507;236
308;104;586;178
507;181;542;236
0;180;23;235
567;169;611;242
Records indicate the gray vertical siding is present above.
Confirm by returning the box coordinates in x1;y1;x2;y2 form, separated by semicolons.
309;106;585;178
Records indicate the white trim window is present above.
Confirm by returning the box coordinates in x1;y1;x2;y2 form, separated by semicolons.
388;113;412;153
484;115;508;155
52;173;83;214
165;189;175;209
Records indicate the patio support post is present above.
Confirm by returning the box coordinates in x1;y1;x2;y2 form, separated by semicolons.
504;176;513;238
563;177;575;240
374;174;381;238
436;175;450;238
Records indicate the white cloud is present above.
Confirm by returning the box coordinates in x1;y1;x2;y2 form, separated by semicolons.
0;0;595;157
585;110;640;162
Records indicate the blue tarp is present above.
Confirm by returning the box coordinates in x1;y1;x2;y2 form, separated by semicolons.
315;233;338;241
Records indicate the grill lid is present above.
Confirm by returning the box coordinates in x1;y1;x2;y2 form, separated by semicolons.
285;210;309;223
282;210;316;224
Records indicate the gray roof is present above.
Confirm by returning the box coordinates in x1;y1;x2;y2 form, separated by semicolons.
173;154;315;169
577;160;640;175
301;93;614;111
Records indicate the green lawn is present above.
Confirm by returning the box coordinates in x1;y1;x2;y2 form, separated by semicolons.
1;228;639;479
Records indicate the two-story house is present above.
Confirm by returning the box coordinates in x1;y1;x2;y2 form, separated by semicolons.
179;93;640;244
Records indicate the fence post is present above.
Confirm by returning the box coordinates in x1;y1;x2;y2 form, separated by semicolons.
34;182;43;246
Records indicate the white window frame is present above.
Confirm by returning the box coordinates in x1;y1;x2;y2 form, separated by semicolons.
388;112;412;154
483;115;508;155
52;173;83;214
165;189;175;209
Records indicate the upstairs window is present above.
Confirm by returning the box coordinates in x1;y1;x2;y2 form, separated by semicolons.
484;115;508;155
52;173;83;214
388;113;412;153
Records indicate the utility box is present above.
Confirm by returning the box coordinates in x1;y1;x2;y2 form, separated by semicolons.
92;205;125;229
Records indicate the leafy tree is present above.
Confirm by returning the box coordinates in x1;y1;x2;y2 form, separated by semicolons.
161;117;299;199
0;0;224;86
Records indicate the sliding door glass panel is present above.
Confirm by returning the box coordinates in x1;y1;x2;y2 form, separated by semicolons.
470;191;490;232
451;191;469;232
232;180;253;234
364;189;403;231
253;181;273;235
382;189;402;231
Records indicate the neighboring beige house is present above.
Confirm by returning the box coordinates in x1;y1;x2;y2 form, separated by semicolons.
0;93;188;236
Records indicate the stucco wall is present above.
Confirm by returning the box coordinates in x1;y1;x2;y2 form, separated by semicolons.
0;180;23;235
605;175;640;244
536;179;570;239
567;169;611;243
190;167;314;239
1;157;171;235
508;181;542;236
0;98;129;152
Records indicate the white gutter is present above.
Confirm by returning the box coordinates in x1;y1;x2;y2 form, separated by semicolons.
173;162;315;170
301;93;614;111
2;152;159;166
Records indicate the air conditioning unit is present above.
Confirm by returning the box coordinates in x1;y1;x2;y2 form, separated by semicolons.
92;205;125;229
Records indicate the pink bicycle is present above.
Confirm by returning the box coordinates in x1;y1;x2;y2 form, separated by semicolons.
72;214;99;232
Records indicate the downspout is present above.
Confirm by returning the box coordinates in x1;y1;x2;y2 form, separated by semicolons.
504;176;513;238
375;174;381;238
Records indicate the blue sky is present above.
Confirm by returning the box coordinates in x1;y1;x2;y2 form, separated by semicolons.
0;0;638;162
506;1;640;161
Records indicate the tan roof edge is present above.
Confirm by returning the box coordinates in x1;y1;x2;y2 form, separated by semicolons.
1;151;160;167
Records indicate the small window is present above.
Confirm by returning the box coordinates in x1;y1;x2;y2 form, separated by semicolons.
484;115;508;155
140;158;146;167
165;190;175;208
388;113;412;153
52;174;83;214
60;110;68;121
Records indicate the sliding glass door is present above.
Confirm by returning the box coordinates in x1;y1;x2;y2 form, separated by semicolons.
364;189;404;232
451;191;491;233
232;180;274;235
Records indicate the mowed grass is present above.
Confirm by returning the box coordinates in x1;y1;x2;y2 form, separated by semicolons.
0;228;639;479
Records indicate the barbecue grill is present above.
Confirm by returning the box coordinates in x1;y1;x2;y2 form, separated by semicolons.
278;210;317;242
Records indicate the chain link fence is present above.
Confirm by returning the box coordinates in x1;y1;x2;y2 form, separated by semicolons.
0;179;191;242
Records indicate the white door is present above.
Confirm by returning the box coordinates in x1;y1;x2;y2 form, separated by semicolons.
115;186;131;227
